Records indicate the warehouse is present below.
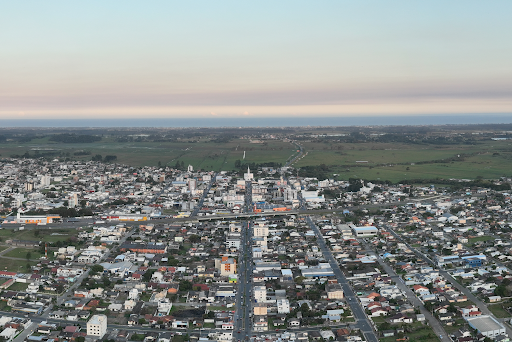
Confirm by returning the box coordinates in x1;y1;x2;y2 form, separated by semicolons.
352;226;378;237
465;315;506;338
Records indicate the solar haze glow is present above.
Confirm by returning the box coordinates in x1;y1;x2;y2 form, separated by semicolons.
2;1;512;120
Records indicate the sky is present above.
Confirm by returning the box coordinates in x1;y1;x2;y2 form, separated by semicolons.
1;1;512;120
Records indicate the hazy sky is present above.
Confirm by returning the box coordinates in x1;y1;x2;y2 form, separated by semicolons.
2;1;512;119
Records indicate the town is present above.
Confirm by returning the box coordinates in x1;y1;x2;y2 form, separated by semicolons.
0;157;510;342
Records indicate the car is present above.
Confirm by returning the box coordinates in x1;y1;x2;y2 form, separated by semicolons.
238;331;241;333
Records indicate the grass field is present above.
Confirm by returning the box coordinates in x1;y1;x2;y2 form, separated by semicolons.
0;258;36;272
3;248;44;259
0;228;77;243
7;282;29;292
468;236;495;243
294;140;512;182
4;134;512;181
0;137;295;171
378;322;438;342
488;304;511;318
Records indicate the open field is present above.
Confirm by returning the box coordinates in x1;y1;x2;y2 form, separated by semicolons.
468;236;495;243
3;248;44;259
0;258;36;272
378;322;438;342
293;140;512;182
0;137;295;171
488;304;512;318
3;128;512;182
0;228;78;243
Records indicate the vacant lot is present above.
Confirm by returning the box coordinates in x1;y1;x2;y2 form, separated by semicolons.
488;304;511;318
0;228;77;244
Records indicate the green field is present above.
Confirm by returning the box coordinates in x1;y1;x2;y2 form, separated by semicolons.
0;258;36;272
293;140;512;182
468;236;495;243
488;304;511;318
0;137;295;171
0;228;77;243
3;248;44;259
3;131;512;182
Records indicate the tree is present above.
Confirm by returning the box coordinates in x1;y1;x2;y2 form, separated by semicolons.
179;280;193;291
189;234;200;243
26;252;32;260
91;264;104;274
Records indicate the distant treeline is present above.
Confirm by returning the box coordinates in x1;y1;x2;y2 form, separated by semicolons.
91;154;117;163
395;178;511;191
50;134;102;143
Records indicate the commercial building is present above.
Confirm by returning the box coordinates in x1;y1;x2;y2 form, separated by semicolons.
465;315;506;338
119;243;167;254
254;286;267;303
215;256;237;276
87;314;107;339
16;213;61;224
351;226;378;237
326;283;344;299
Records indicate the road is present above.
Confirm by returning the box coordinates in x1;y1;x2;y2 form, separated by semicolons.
384;225;512;338
245;181;253;213
191;172;218;217
285;141;304;167
359;240;450;342
234;220;253;340
307;216;379;342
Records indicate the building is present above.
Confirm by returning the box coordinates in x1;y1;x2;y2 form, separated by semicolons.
215;257;237;276
119;243;167;254
244;167;254;181
277;298;290;314
253;222;269;237
351;226;378;237
254;304;267;315
16;213;61;224
87;314;107;339
254;286;267;303
463;257;483;268
326;283;344;299
465;315;506;338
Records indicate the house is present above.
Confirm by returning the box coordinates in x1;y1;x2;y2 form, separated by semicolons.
390;313;413;324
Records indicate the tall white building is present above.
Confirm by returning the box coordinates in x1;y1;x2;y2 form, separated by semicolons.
40;175;51;187
253;222;269;237
87;314;107;339
254;286;267;303
277;298;290;314
188;179;197;192
68;193;78;208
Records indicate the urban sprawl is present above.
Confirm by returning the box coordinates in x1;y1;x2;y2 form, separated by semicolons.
0;158;511;342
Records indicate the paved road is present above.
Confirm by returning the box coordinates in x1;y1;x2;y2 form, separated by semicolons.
234;220;253;340
359;240;450;342
191;172;218;217
307;216;379;342
285;141;304;167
